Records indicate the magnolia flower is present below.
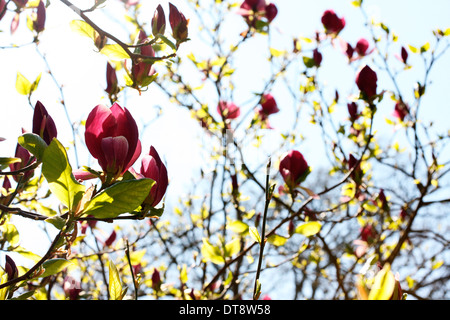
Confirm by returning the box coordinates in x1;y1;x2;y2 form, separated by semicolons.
356;65;378;100
32;101;57;145
138;146;168;208
169;2;188;44
84;103;141;179
279;150;310;190
217;101;241;120
321;10;345;35
259;93;279;119
152;4;166;36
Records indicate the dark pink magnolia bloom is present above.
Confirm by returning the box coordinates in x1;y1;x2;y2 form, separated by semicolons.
105;62;119;98
4;255;18;281
152;4;166;36
355;65;378;99
347;102;359;121
393;101;409;121
279;150;310;189
85;103;142;179
345;42;354;60
32;101;57;145
238;0;277;24
63;276;82;300
0;0;6;21
139;146;168;207
33;0;46;33
264;3;278;22
401;46;408;64
10;138;34;182
217;101;240;120
169;2;188;43
151;268;161;291
355;38;370;56
313;48;322;66
259;93;279;119
359;224;377;243
321;10;345;35
104;230;117;247
132;30;156;87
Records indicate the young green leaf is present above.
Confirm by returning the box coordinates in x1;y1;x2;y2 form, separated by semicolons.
42;139;86;212
108;260;123;300
0;157;21;171
201;238;225;265
18;133;48;161
100;44;130;60
249;226;261;243
15;72;32;96
38;258;73;278
81;178;155;219
368;264;396;300
295;221;322;237
70;19;98;41
267;234;288;246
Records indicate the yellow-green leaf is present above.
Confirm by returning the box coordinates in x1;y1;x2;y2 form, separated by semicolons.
70;19;97;41
227;220;249;234
201;238;224;265
100;44;130;61
16;72;32;95
368;264;396;300
249;226;261;243
267;234;288;246
225;238;241;257
294;221;322;237
108;260;123;300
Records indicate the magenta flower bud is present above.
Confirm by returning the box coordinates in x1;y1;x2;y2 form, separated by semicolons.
32;101;57;145
265;3;278;22
355;65;378;100
2;175;11;191
288;220;295;237
63;276;81;300
132;30;156;88
259;93;279;117
140;146;168;208
0;0;6;21
104;230;117;247
151;268;161;291
169;2;188;43
393;100;409;121
359;224;377;243
313;48;322;66
152;4;166;37
10;142;34;182
105;62;119;99
85;103;142;179
355;38;370;56
347;102;359;121
345;42;354;60
279;150;310;190
4;255;18;281
401;46;408;64
33;0;46;33
321;10;345;35
217;101;240;120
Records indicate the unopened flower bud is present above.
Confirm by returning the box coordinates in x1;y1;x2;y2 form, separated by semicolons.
152;4;166;37
5;255;18;281
169;3;188;44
